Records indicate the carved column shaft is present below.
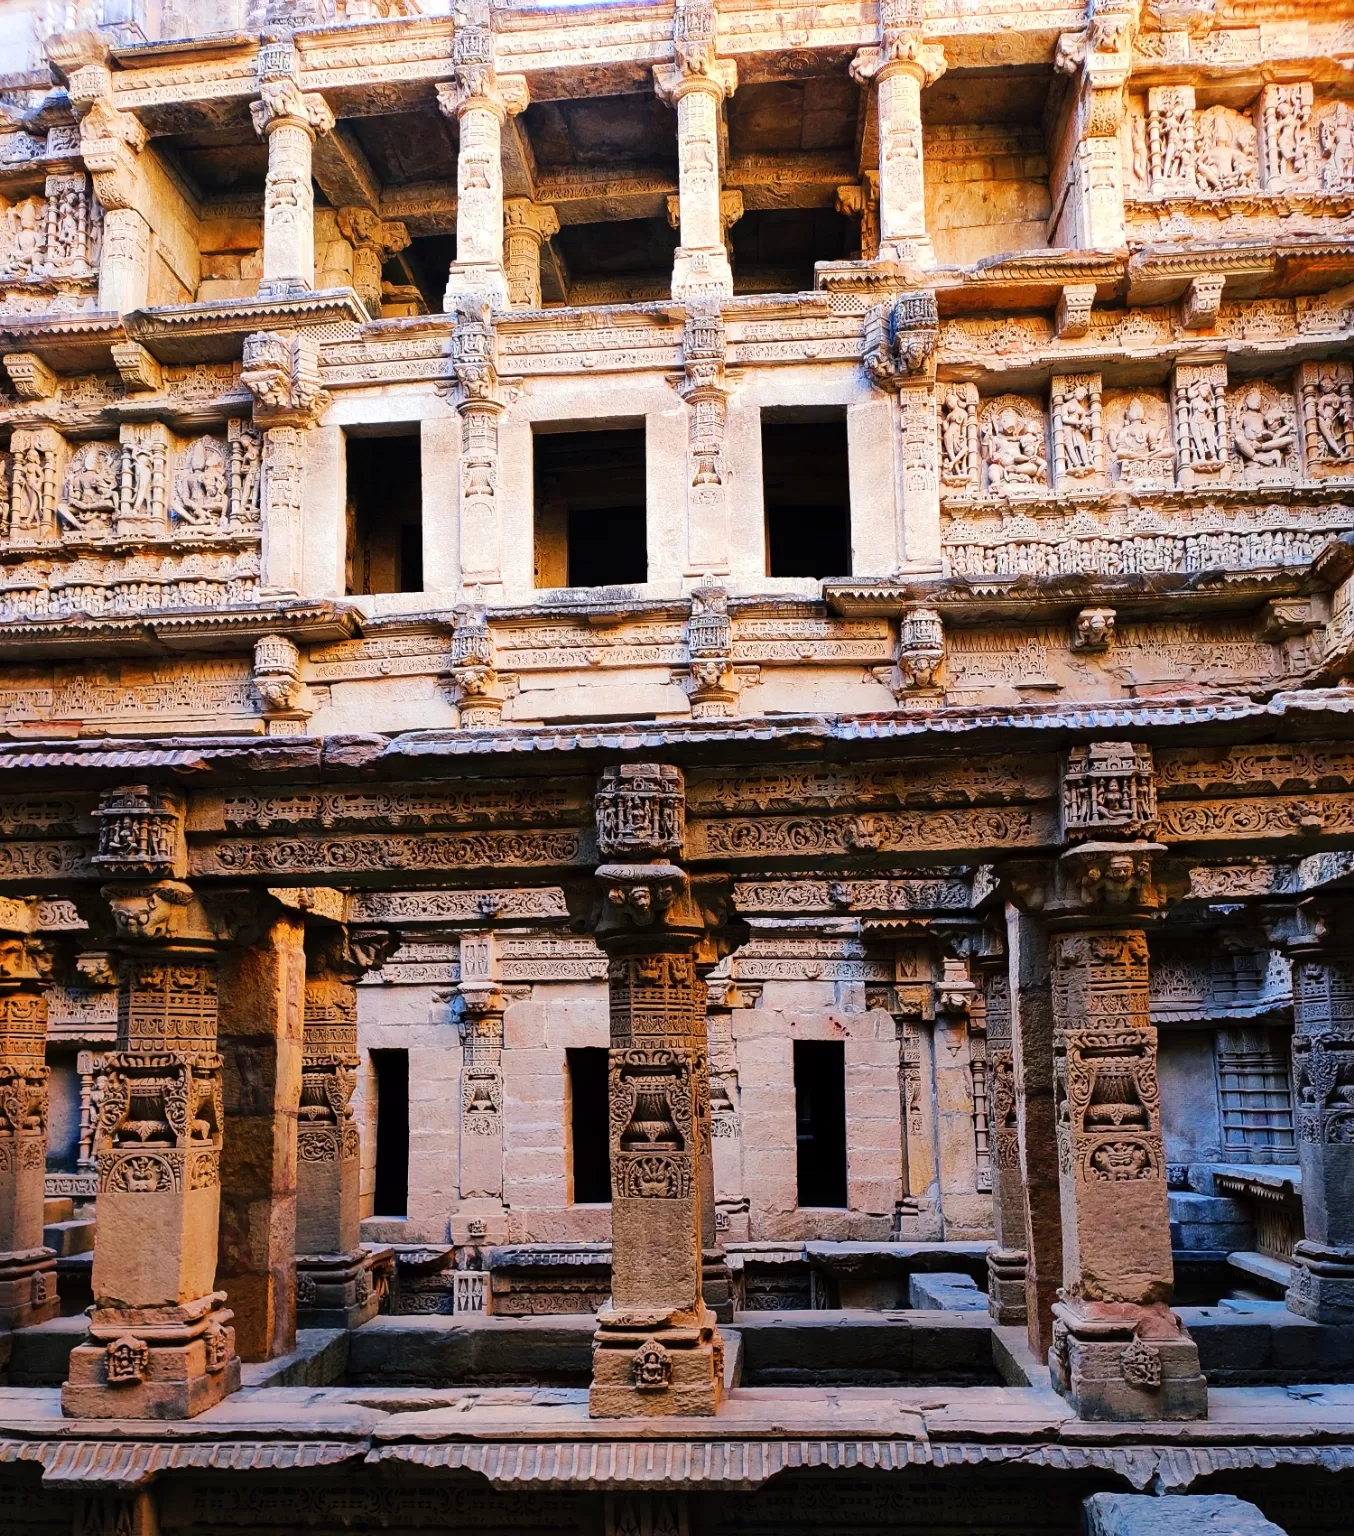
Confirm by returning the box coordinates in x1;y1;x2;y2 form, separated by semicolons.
63;787;241;1418
656;48;738;299
98;208;151;315
853;31;944;265
295;923;386;1331
252;49;334;298
1285;904;1354;1324
503;199;559;309
0;917;58;1334
588;764;730;1418
977;950;1027;1326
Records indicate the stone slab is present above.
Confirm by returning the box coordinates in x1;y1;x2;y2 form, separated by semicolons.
6;1313;88;1387
346;1314;596;1387
239;1330;349;1390
1084;1493;1288;1536
908;1272;988;1310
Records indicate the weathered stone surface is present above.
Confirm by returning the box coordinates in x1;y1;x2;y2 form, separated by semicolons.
1084;1494;1289;1536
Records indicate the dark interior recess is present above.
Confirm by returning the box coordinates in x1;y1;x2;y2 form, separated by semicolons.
388;233;456;314
730;208;856;292
371;1048;409;1218
534;426;648;589
762;415;852;579
794;1039;849;1209
568;1047;612;1204
346;431;423;595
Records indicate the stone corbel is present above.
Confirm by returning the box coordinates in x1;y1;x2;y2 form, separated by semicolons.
1179;274;1224;331
653;57;738;110
251;73;336;142
1055;284;1096;340
252;634;310;734
891;605;945;707
448;605;506;728
436;71;530;127
240;330;329;430
3;352;57;402
1072;606;1116;651
863;291;939;390
109;341;162;393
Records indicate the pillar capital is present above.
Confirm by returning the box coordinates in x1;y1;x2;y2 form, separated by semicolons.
436;71;530;126
654;58;738;107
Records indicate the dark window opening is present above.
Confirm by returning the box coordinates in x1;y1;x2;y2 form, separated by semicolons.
795;1040;848;1209
763;413;851;579
381;232;453;316
346;431;423;594
568;1047;612;1204
730;208;855;294
371;1048;409;1217
534;426;647;589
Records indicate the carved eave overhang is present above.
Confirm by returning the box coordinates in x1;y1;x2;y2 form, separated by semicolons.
935;251;1129;317
1126;239;1354;304
824;567;1324;627
0;313;125;375
0;600;361;663
125;290;367;366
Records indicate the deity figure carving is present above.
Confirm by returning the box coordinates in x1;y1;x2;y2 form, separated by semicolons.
172;439;229;528
0;197;46;277
939;388;978;489
981;403;1047;493
1232;388;1296;473
59;444;119;534
1174;366;1229;482
1107;397;1174;482
1298;361;1354;475
1270;88;1312;184
1319;102;1354;190
1060;390;1095;473
1129;110;1148;190
1195;107;1256;192
1149;87;1196;187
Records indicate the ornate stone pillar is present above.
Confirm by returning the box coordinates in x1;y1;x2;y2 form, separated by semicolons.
1282;899;1354;1324
445;298;508;592
863;293;941;571
436;15;529;311
296;924;393;1330
1051;0;1135;249
456;931;508;1232
654;0;737;299
851;4;945;267
240;330;330;597
1044;744;1205;1422
0;900;58;1335
588;764;743;1417
503;200;560;309
63;788;241;1418
337;208;410;316
251;41;335;298
67;59;150;314
678;303;733;579
974;931;1027;1326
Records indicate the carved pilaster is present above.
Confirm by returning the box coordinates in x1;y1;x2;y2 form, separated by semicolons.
851;8;945;267
456;932;508;1235
436;16;529;310
240;330;329;595
67;60;149;313
1280;899;1354;1325
336;207;410;316
681;581;742;719
863;292;939;569
449;604;505;727
63;789;244;1417
0;900;57;1338
654;0;738;299
678;301;733;577
587;764;744;1416
295;923;393;1330
974;931;1027;1326
1053;0;1136;248
1042;743;1206;1423
251;42;335;298
444;296;511;591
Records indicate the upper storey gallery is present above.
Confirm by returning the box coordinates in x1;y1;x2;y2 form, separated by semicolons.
1;0;1354;644
3;0;1354;316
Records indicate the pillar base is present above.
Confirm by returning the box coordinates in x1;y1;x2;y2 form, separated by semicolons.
671;246;733;300
1286;1240;1354;1324
61;1296;240;1420
702;1247;734;1324
296;1250;380;1331
590;1306;724;1418
257;277;313;300
445;262;509;310
0;1246;58;1331
877;236;935;270
1050;1302;1206;1422
986;1246;1028;1326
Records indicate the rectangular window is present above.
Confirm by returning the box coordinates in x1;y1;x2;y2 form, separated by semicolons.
534;425;647;589
762;411;851;579
567;1047;612;1204
794;1039;848;1208
345;430;423;594
371;1048;409;1216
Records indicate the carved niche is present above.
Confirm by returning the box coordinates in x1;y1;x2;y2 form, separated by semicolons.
1297;360;1354;479
0;174;101;284
595;764;684;860
1050;374;1104;491
979;396;1048;496
1258;83;1316;192
1172;362;1229;487
1061;742;1158;843
1147;86;1196;192
1229;378;1299;485
937;383;980;496
1103;391;1175;487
